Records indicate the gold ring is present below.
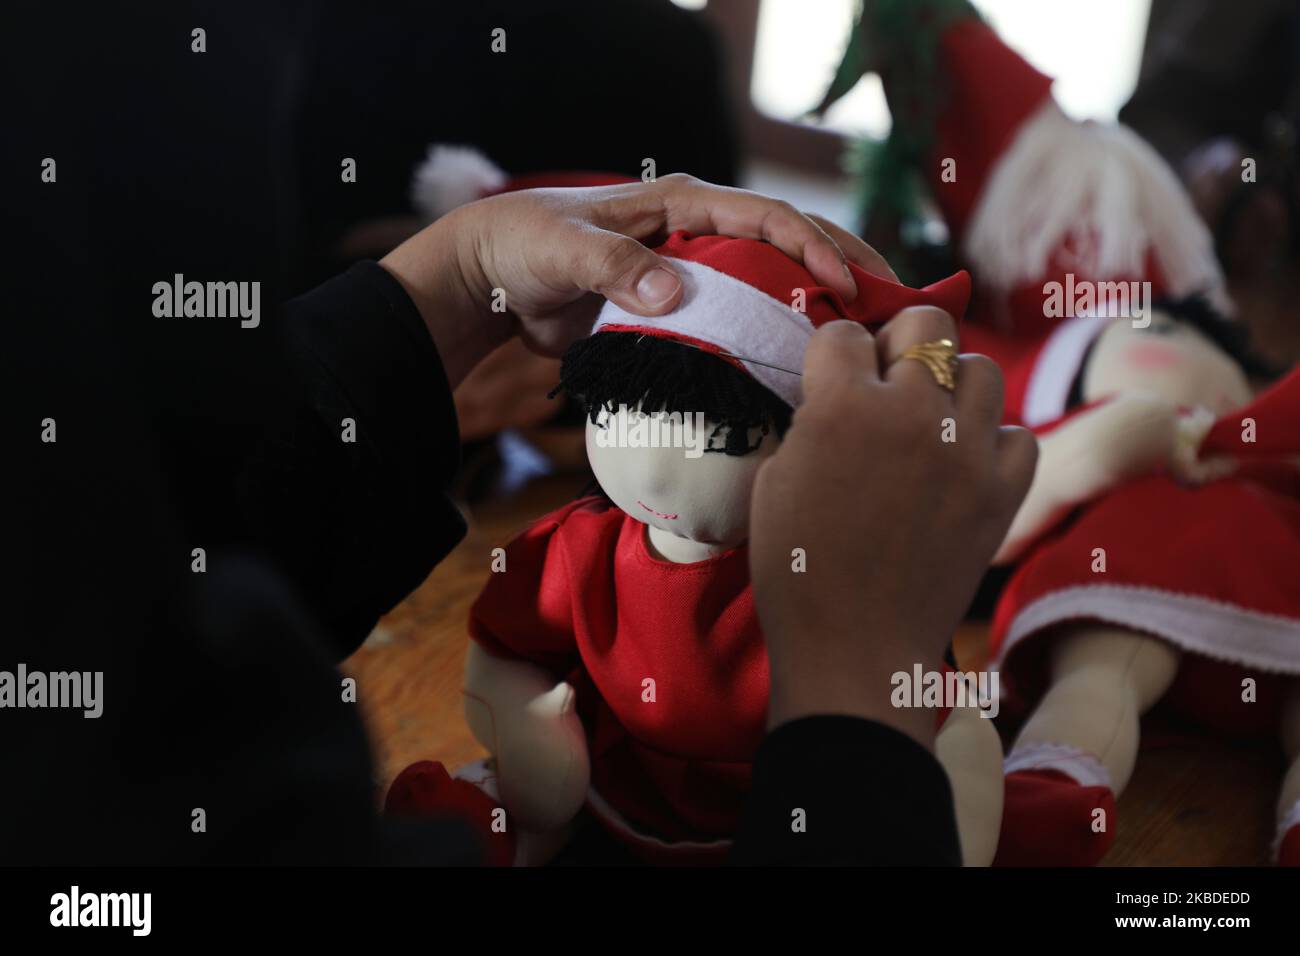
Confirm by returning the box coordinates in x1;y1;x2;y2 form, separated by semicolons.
897;338;958;392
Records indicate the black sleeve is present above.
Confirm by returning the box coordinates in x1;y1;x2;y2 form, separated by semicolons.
238;261;467;659
731;716;962;866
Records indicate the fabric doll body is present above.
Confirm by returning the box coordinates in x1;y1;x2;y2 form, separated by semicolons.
468;494;765;850
440;232;1005;864
986;315;1300;865
465;483;1002;864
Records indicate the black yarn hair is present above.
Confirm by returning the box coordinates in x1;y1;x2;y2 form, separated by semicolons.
550;331;793;455
1065;294;1284;410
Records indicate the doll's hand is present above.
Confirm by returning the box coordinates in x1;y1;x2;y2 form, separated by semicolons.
749;311;1036;749
379;175;897;387
1170;406;1237;486
466;678;591;832
1076;393;1181;494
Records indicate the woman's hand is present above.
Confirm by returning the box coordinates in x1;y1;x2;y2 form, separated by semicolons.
379;174;897;387
748;310;1036;749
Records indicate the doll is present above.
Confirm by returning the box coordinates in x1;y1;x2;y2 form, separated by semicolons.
818;2;1300;865
984;300;1300;866
388;230;1005;865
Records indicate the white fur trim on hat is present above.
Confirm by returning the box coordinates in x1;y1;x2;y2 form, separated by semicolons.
965;101;1232;316
592;257;813;408
411;145;508;221
1004;741;1112;790
1022;313;1112;426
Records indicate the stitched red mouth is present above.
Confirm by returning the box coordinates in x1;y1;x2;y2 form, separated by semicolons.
637;500;678;520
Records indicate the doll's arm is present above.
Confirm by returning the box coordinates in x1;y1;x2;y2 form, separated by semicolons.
462;643;590;832
994;394;1179;564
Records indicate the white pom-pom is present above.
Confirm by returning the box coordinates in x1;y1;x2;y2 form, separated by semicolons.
410;145;509;221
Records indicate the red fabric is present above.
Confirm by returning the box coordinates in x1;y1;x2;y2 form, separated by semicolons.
653;231;972;332
469;496;768;845
994;769;1116;867
977;251;1169;341
924;19;1055;242
1203;367;1300;459
1279;821;1300;867
990;475;1300;733
384;761;515;866
959;321;1053;427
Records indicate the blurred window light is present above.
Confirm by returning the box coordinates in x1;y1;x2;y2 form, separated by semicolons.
751;0;1153;137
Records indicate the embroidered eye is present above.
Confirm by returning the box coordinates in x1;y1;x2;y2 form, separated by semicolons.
704;424;731;453
703;423;769;455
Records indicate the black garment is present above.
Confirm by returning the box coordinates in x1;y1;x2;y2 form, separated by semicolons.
734;718;961;866
295;0;740;287
5;2;958;867
1120;0;1299;165
8;252;961;866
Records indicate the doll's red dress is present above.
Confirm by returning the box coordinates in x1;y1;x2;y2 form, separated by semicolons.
470;495;767;855
989;466;1300;735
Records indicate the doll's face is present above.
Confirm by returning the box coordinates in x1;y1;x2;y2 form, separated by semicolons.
585;405;780;551
1082;311;1253;414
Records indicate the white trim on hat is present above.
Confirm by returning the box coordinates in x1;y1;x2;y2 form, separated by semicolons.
1021;314;1112;426
995;584;1300;676
592;258;813;408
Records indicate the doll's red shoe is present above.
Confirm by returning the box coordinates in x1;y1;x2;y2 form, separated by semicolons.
994;769;1117;867
385;760;515;866
1278;825;1300;867
1276;801;1300;867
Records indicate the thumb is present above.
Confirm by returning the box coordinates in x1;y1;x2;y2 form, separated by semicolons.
581;232;684;315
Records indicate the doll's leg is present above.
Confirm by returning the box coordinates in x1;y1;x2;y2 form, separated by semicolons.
462;644;591;831
1017;624;1180;791
453;757;575;866
935;700;1004;866
1275;679;1300;865
996;624;1180;865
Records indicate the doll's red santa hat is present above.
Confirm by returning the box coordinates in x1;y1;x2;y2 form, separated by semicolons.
410;144;633;220
592;231;971;409
822;1;1230;330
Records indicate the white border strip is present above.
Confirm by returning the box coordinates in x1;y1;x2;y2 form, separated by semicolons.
1004;741;1112;789
593;258;813;408
997;584;1300;674
1022;313;1111;426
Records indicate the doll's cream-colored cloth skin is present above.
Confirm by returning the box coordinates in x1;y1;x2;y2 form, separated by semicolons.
1009;627;1300;854
460;405;1006;866
996;309;1300;855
